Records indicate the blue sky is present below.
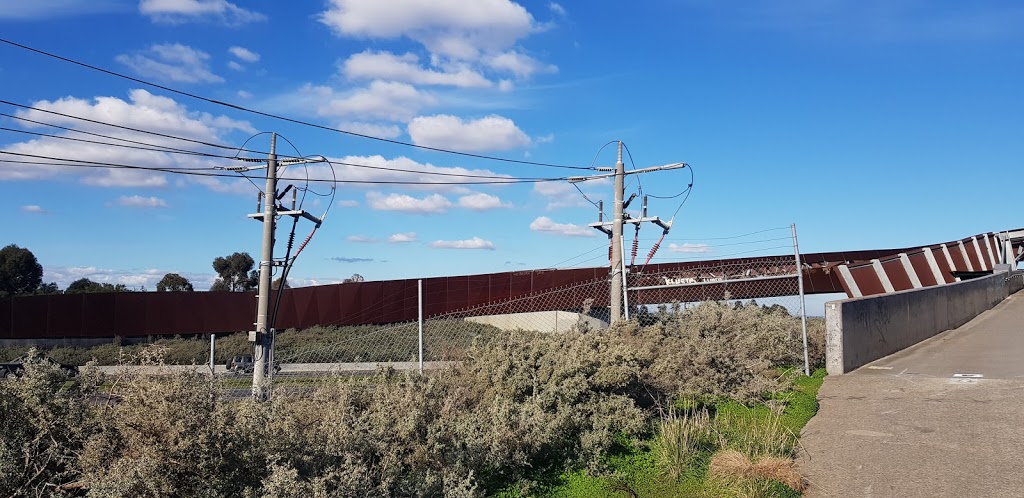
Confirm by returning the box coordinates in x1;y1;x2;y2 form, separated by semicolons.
2;0;1022;294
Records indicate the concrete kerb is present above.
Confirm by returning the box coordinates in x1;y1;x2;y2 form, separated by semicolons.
825;271;1022;375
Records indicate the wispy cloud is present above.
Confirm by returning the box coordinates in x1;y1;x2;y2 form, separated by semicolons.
366;191;452;214
20;205;48;214
529;216;595;237
457;192;511;211
388;232;417;243
346;235;379;243
139;0;266;25
668;243;712;253
430;237;495;250
330;256;375;263
228;46;260;62
116;43;224;84
116;195;169;208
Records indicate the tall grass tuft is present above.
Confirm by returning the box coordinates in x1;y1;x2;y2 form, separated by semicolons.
658;404;715;479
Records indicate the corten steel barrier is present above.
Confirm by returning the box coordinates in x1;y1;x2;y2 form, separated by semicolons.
2;261;841;340
834;232;1019;298
3;230;1017;340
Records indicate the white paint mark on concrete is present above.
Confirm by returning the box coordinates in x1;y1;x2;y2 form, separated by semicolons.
953;373;983;378
866;366;894;370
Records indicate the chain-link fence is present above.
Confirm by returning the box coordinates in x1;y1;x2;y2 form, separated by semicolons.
241;249;811;392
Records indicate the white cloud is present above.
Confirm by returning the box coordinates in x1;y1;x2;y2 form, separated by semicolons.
236;90;253;99
339;121;402;139
342;50;492;88
549;2;566;17
529;216;595;237
668;243;713;253
228;46;260;62
116;195;169;208
535;133;555;144
346;235;379;243
430;237;495;250
304;81;437;122
497;79;515;92
366;191;452;213
1;89;253;187
337;199;360;207
116;43;224;84
319;0;537;60
139;0;265;25
457;192;510;210
227;61;244;71
408;114;530;152
44;265;214;291
19;205;47;214
388;232;417;243
486;50;557;79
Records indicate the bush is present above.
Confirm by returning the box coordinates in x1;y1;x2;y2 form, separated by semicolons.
0;300;822;496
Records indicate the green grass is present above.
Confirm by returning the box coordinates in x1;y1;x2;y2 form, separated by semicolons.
527;368;826;498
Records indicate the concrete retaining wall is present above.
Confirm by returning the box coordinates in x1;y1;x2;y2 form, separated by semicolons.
466;311;608;333
825;271;1024;375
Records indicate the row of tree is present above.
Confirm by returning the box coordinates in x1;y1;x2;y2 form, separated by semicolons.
1;244;366;297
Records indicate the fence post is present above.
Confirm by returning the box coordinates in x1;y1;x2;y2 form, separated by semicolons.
209;334;215;373
418;279;423;374
791;223;811;376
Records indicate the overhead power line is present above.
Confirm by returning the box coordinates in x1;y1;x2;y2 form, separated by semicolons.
0;37;593;171
0;151;569;185
0;99;295;159
0;109;554;180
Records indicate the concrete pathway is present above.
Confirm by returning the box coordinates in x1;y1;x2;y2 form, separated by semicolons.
798;293;1024;498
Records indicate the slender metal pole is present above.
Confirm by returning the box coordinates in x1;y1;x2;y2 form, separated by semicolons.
610;141;624;323
209;334;215;372
418;279;424;374
792;223;810;376
253;133;277;400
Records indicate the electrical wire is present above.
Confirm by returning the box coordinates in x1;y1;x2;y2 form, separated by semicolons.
0;113;271;160
0;99;301;159
0;152;570;185
1;106;568;181
659;227;791;241
631;236;793;247
544;244;609;268
0;37;593;171
646;245;793;261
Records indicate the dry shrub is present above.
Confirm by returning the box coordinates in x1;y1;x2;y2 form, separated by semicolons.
708;449;806;492
80;348;260;497
0;299;820;497
611;300;809;403
0;349;100;497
